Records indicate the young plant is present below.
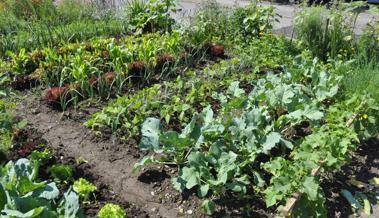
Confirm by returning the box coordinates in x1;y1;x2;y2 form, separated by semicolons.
73;178;97;201
48;164;74;183
98;203;126;218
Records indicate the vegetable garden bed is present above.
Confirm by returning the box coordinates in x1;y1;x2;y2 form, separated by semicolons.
1;0;378;217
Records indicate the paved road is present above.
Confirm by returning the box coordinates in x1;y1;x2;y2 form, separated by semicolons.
176;0;378;37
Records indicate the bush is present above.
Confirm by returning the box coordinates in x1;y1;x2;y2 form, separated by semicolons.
56;0;96;24
125;0;176;33
294;6;353;61
183;0;276;47
230;2;275;40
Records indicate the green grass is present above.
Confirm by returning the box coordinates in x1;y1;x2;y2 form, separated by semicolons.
343;63;379;103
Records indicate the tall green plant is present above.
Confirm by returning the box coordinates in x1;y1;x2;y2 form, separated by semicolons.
294;6;353;61
125;0;176;33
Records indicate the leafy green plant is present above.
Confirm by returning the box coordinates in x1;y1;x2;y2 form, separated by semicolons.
29;148;53;165
0;100;27;155
0;158;84;217
132;53;378;215
125;0;176;33
73;178;97;201
98;203;126;218
48;164;74;183
230;2;275;41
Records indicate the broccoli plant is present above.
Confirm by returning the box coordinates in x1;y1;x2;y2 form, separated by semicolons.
0;158;83;217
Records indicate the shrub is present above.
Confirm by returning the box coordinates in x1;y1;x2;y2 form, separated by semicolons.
182;0;229;46
98;203;126;218
183;0;276;47
230;2;275;40
56;0;96;24
343;63;379;104
125;0;176;33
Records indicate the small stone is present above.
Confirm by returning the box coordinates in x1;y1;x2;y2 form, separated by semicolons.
151;207;157;212
178;208;184;214
151;191;155;196
186;210;193;215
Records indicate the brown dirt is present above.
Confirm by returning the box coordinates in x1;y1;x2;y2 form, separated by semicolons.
321;138;379;218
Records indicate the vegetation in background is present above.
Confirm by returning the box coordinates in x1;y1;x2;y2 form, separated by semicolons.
343;63;379;104
125;0;176;33
354;20;379;66
182;0;276;48
294;6;353;61
0;0;128;56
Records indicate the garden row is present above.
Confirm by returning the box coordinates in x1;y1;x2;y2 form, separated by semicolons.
1;0;379;217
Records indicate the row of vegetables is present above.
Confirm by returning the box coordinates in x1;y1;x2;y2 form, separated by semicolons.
0;31;225;110
84;40;379;216
0;11;378;216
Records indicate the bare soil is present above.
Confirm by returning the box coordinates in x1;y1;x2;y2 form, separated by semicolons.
14;90;204;218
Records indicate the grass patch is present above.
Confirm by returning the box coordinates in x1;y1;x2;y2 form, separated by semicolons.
343;62;379;103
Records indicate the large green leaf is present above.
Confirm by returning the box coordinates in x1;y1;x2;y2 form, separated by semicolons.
160;131;189;150
2;207;45;218
181;167;200;189
303;176;319;200
262;132;281;154
60;187;82;218
14;159;35;181
17;177;45;196
31;182;59;200
13;196;51;214
140;118;162;152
